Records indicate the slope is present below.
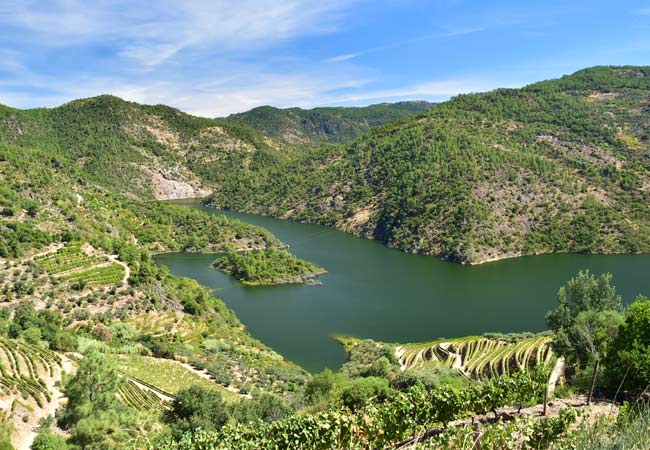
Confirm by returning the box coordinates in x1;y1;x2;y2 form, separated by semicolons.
224;101;435;143
206;66;650;263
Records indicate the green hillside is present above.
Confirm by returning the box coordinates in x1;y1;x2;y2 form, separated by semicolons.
225;101;435;143
0;95;289;200
207;66;650;263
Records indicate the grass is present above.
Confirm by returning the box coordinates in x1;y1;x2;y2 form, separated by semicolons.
105;354;239;402
397;335;555;379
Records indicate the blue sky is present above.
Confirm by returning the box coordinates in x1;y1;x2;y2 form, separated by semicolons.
1;0;649;116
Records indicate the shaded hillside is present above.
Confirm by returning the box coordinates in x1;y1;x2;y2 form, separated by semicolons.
207;66;650;263
225;101;435;143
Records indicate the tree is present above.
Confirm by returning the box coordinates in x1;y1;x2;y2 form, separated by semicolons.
71;409;140;450
58;352;122;428
546;271;623;364
32;432;69;450
231;393;292;424
574;310;623;402
605;296;650;392
165;386;228;438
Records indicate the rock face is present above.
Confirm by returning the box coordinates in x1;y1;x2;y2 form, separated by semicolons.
148;167;211;200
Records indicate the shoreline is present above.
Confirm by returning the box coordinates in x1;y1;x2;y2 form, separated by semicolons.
172;196;647;267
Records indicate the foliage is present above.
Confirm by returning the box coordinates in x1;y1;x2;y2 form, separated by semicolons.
58;352;122;428
31;432;69;450
155;369;548;449
226;101;434;143
339;376;392;410
230;393;292;424
213;248;325;285
546;270;623;365
604;296;650;391
165;386;229;438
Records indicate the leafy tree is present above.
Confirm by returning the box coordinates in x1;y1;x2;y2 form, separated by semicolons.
546;270;623;365
605;296;650;391
165;386;229;438
71;409;140;450
573;310;623;366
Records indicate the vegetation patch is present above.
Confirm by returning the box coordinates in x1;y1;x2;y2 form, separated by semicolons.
105;354;238;402
213;247;326;285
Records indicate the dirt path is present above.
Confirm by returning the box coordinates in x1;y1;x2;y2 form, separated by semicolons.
107;255;130;284
14;355;73;450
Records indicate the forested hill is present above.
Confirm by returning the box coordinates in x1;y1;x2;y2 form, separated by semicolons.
0;97;432;201
0;95;290;200
224;101;435;143
206;66;650;264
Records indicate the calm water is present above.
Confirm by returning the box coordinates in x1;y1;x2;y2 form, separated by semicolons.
156;198;650;372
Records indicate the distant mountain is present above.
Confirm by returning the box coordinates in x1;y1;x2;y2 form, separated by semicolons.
207;66;650;263
224;101;435;143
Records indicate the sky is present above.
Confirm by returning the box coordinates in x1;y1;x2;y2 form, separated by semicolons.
0;0;649;117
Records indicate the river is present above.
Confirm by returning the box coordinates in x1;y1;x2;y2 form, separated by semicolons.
155;198;650;372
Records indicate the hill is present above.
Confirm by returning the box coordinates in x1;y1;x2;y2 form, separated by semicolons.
0;95;292;200
206;66;650;263
224;101;435;143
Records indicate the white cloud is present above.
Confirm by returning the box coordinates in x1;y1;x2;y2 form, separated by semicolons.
1;0;358;67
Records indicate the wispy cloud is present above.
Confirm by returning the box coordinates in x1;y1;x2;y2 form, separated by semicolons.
0;0;359;67
326;26;488;63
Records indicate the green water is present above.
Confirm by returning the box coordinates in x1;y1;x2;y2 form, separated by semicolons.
156;198;650;372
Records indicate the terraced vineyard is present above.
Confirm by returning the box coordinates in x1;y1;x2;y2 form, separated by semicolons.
35;244;126;287
0;337;61;407
106;354;238;401
60;263;126;287
117;378;172;413
396;335;555;379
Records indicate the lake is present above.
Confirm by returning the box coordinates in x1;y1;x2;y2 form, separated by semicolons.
155;198;650;372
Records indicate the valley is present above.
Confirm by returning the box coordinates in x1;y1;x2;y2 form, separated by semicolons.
0;66;648;449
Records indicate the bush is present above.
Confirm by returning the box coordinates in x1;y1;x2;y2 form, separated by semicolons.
165;386;229;438
32;432;69;450
340;376;392;410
